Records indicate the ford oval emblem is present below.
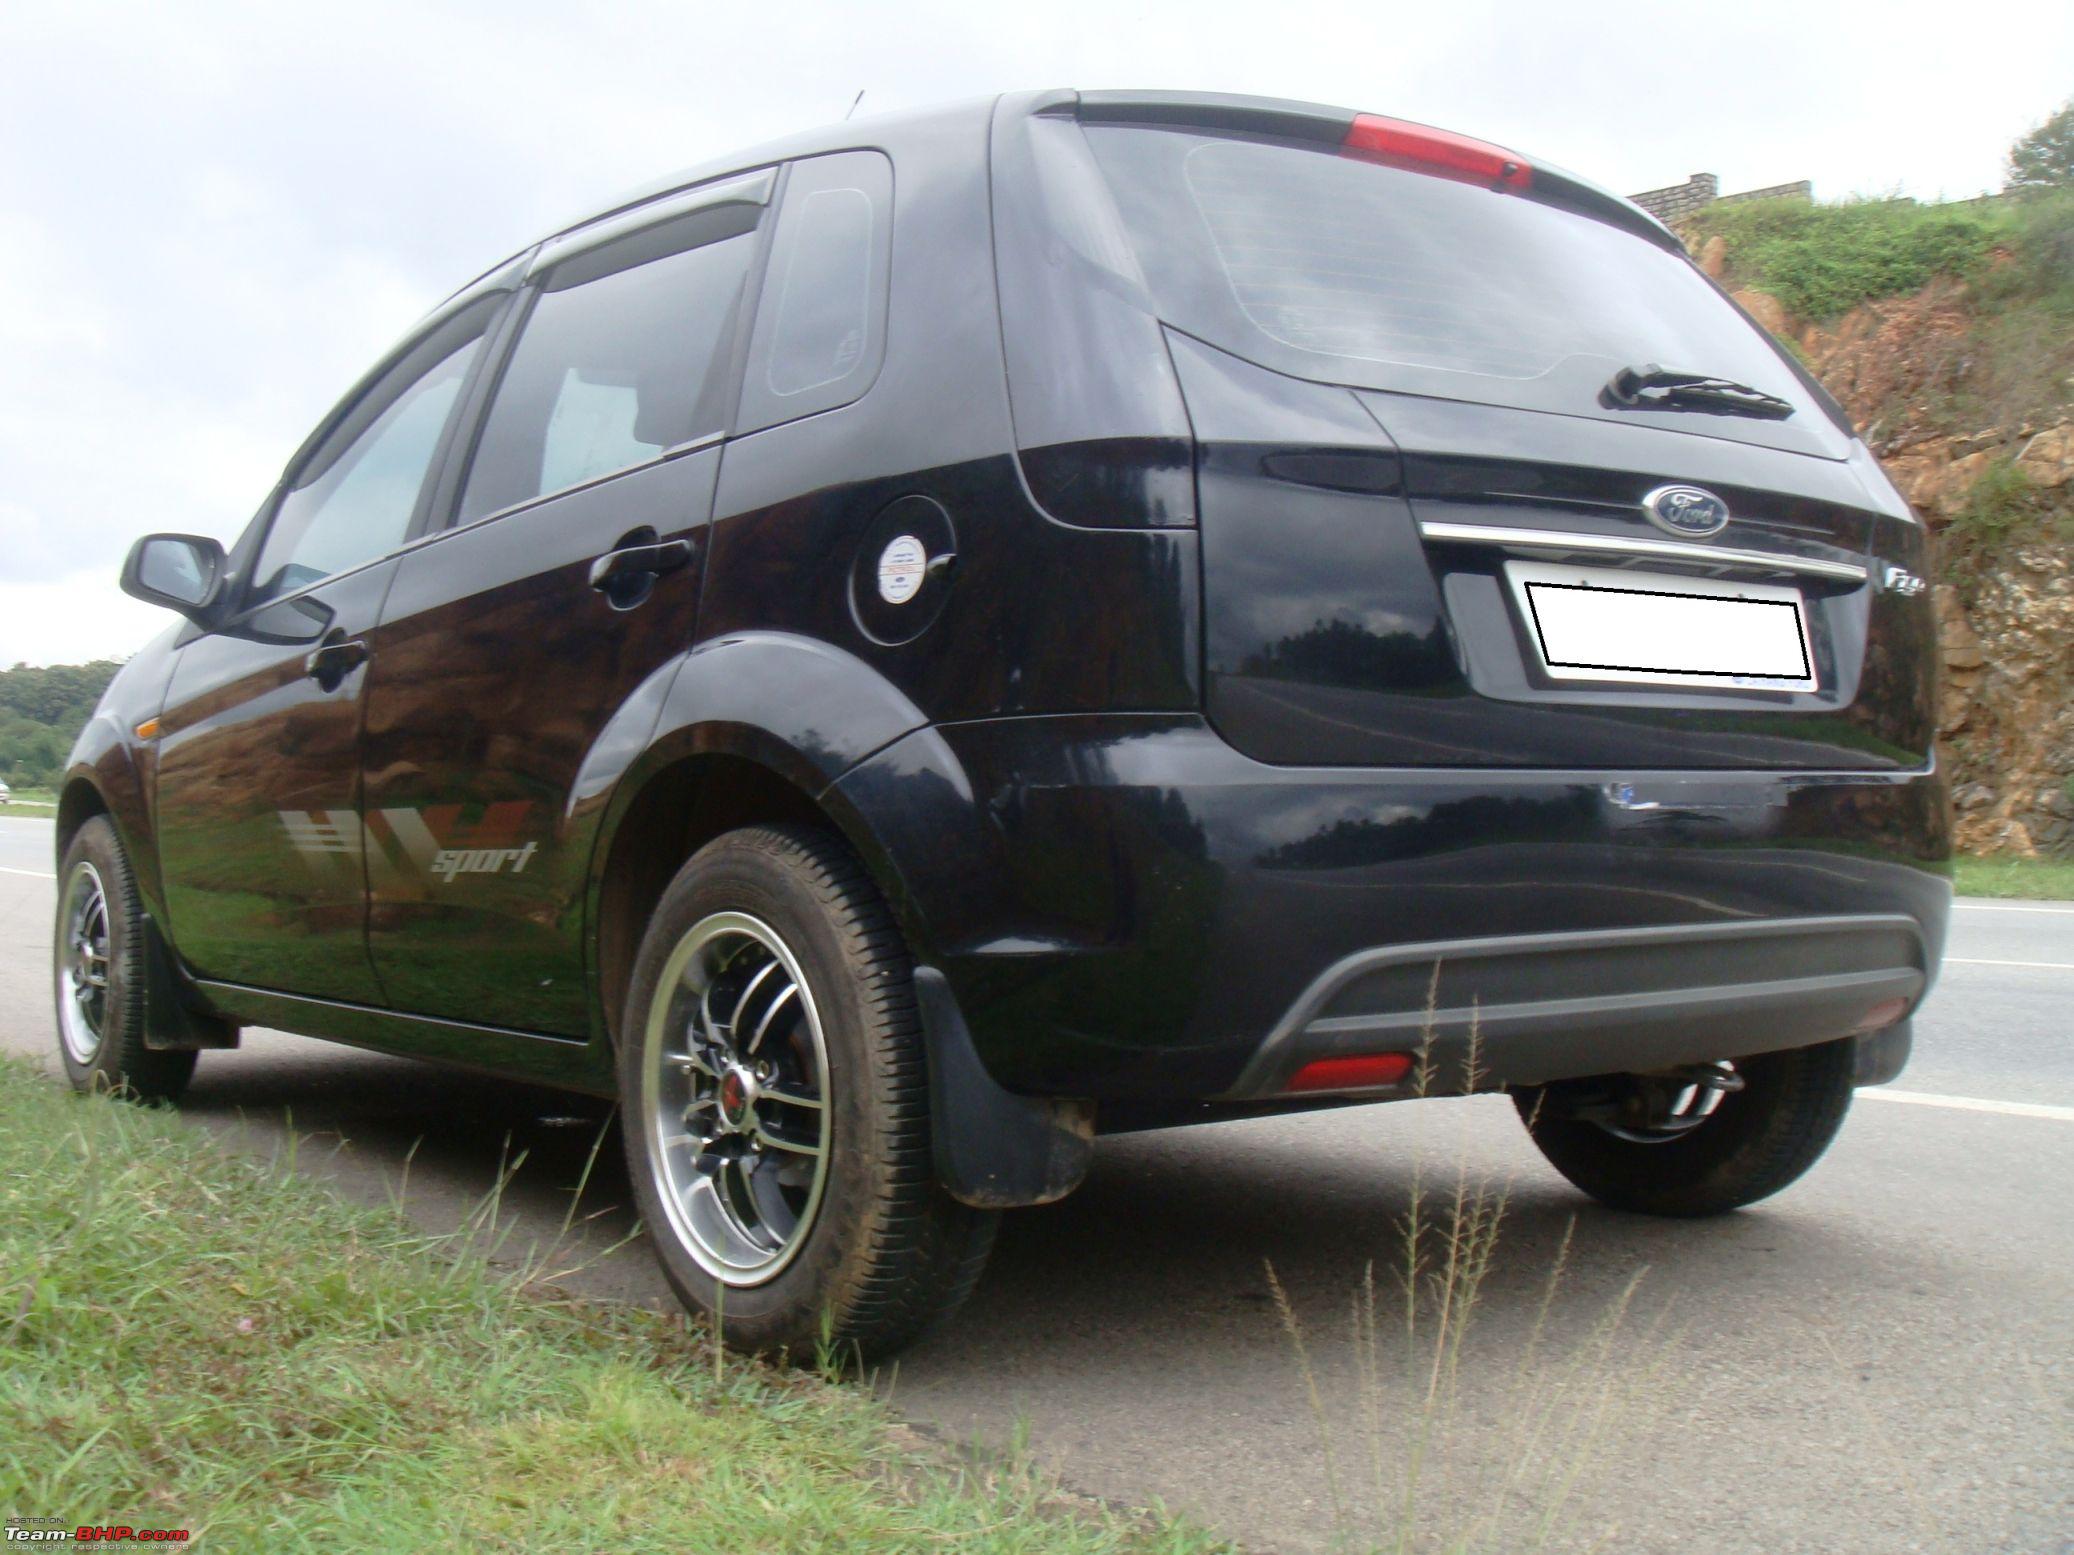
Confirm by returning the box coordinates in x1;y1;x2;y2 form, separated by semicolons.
1641;484;1731;538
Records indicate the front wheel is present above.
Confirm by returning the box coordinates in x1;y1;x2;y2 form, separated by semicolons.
53;817;197;1102
619;824;997;1361
1513;1039;1856;1217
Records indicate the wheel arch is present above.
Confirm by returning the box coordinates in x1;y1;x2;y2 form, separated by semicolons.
588;739;1091;1210
55;772;110;863
583;636;1091;1209
584;632;935;1050
55;741;168;924
589;747;885;1052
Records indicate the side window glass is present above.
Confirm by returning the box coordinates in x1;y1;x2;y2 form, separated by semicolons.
766;187;874;395
458;230;755;524
737;151;892;433
251;311;491;605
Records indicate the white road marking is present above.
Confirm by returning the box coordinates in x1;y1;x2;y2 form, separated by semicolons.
1861;1089;2074;1123
1953;901;2074;916
0;866;54;879
1945;957;2074;972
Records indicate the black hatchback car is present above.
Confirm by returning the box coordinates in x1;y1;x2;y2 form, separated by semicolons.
61;90;1947;1358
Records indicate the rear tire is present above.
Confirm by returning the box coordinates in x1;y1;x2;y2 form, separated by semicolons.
619;823;996;1361
53;817;197;1103
1514;1039;1855;1217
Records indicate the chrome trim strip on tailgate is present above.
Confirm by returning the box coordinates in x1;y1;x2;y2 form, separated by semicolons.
1417;520;1868;584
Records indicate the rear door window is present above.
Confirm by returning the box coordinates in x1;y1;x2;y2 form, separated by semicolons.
735;151;892;433
458;222;757;524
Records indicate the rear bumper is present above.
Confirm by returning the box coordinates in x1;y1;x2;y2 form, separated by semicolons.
1221;913;1925;1099
829;714;1951;1102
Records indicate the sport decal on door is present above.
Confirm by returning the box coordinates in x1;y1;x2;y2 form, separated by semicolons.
279;803;539;884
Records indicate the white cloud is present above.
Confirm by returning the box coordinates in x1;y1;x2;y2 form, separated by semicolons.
0;569;174;669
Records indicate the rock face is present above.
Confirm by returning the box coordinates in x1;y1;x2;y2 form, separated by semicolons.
1730;287;1792;336
1868;416;2073;857
1864;421;2073;857
1924;543;2074;858
2018;424;2074;489
1787;277;1976;452
1882;440;1999;520
1936;548;2074;856
1873;423;2071;520
1676;241;2073;857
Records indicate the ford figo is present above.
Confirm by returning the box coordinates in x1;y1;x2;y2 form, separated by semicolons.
62;91;1947;1357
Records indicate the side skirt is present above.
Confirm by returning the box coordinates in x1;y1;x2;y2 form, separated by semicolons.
192;981;617;1097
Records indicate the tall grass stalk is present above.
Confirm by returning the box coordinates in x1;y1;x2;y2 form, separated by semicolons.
1267;1006;1666;1554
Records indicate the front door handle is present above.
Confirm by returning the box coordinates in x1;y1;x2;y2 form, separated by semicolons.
304;634;369;691
588;537;694;600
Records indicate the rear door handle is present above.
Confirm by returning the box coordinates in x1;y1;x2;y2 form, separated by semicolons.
588;538;694;594
304;635;369;690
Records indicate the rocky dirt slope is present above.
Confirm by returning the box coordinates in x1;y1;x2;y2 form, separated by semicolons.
1690;234;2074;857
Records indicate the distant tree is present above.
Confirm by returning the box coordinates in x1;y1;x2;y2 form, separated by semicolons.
2006;97;2074;192
0;660;123;787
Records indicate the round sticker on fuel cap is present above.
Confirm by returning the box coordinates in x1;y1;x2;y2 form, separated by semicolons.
876;535;928;604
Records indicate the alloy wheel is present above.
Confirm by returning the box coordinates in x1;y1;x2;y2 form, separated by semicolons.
641;912;832;1284
57;861;110;1066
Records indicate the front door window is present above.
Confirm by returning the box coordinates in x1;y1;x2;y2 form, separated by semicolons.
251;324;488;604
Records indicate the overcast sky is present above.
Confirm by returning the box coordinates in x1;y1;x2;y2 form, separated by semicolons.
2;0;2068;666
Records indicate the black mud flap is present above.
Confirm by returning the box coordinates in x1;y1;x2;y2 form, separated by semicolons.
140;914;240;1051
913;966;1092;1208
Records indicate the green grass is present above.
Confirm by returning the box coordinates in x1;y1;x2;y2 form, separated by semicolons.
1690;189;2074;437
1943;190;2074;431
1950;456;2041;538
3;785;56;812
1953;855;2074;901
1687;195;2003;321
1972;191;2074;317
0;1060;1229;1554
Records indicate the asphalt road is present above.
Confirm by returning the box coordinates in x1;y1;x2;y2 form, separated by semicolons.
4;813;2070;1553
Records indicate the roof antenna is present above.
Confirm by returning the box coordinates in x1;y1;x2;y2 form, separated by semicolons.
845;90;866;121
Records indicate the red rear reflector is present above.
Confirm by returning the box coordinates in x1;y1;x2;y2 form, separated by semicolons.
1853;997;1911;1032
1285;1052;1415;1093
1343;113;1531;191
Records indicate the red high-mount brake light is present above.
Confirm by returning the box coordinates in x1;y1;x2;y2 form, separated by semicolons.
1343;113;1532;191
1284;1052;1415;1094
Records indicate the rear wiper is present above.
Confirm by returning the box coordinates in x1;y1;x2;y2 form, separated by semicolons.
1607;364;1796;421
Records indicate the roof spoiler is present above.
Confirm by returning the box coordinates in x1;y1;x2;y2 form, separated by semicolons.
1069;89;1682;253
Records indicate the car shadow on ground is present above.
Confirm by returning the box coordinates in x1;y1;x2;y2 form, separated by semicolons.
174;1036;1878;1362
173;1035;2024;1555
179;1041;649;1292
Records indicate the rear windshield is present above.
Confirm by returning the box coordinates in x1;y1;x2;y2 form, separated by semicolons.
1083;126;1842;452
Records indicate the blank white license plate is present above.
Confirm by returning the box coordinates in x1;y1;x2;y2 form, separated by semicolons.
1504;560;1815;691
